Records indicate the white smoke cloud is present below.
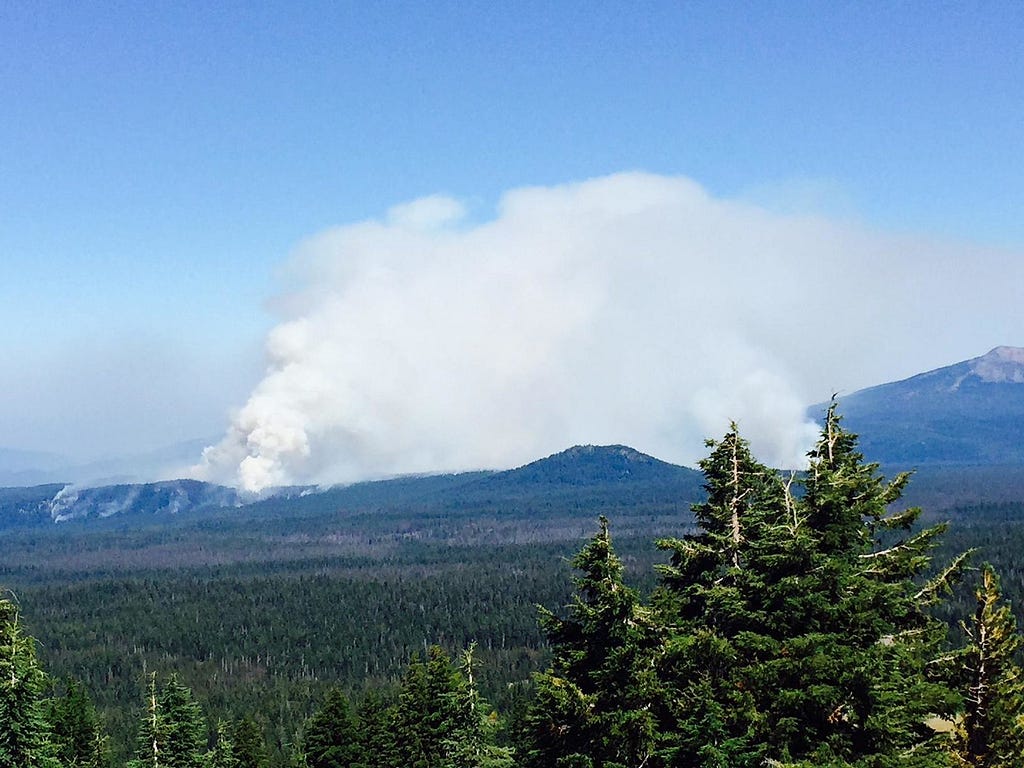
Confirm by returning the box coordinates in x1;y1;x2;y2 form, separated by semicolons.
194;172;1024;491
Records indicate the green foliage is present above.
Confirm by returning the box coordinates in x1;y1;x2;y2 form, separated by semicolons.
0;597;60;768
764;405;956;764
127;673;208;768
652;408;962;766
523;517;660;768
393;646;474;768
950;564;1024;767
231;717;268;768
356;690;394;768
302;687;361;768
208;720;240;768
441;645;515;768
45;678;110;768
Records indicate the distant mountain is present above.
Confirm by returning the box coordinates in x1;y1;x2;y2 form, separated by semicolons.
0;437;217;487
819;346;1024;467
0;480;243;527
491;444;698;487
0;448;73;486
0;445;705;531
9;344;1024;532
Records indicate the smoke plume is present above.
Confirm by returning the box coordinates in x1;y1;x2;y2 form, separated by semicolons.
194;173;1024;491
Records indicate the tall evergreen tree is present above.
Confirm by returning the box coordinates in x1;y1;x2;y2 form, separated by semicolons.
0;598;60;768
522;517;660;768
950;564;1024;767
654;426;794;767
356;690;395;768
128;673;208;768
231;717;267;768
302;687;363;768
441;644;514;768
780;403;959;765
393;646;472;768
654;409;964;767
208;720;239;768
45;679;109;768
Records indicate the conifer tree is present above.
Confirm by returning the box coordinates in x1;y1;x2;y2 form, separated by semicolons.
45;679;109;768
654;426;790;767
950;564;1024;767
0;597;60;768
231;717;268;768
441;644;515;768
356;690;395;768
394;646;472;768
781;403;958;765
522;517;659;768
303;687;362;768
654;409;963;767
208;721;239;768
128;673;208;768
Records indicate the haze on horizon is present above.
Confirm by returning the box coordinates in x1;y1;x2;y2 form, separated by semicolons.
2;3;1022;488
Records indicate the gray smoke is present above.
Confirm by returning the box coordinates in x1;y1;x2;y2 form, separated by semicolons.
194;173;1024;491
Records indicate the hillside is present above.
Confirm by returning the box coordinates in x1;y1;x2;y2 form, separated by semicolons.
820;346;1024;467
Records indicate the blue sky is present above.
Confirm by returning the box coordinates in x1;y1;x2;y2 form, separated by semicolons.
2;2;1023;474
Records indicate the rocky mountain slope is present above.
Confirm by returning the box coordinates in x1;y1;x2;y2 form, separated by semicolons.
821;346;1024;466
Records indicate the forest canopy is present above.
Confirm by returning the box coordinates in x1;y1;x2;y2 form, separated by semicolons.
3;407;1024;767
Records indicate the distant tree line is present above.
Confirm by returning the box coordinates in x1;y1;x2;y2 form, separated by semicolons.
3;406;1024;767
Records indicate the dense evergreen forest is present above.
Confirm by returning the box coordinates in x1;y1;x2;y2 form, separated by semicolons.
4;410;1024;767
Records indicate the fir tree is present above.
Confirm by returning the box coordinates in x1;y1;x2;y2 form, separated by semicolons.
303;687;362;768
950;564;1024;767
780;403;958;765
45;679;109;768
654;409;964;767
208;720;239;768
441;644;515;768
523;517;660;768
128;673;208;768
394;646;472;768
231;717;268;768
0;597;60;768
654;427;790;767
356;690;395;768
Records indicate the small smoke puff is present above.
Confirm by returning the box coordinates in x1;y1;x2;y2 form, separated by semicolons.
194;172;1024;491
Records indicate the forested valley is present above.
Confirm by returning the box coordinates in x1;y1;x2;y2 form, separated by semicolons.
4;409;1024;767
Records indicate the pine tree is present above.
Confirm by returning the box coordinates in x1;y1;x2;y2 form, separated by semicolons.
654;427;790;767
522;517;660;768
0;598;60;768
231;717;268;768
128;673;208;768
950;564;1024;767
45;679;109;768
653;409;964;767
441;644;515;768
208;720;239;768
303;687;363;768
393;646;471;768
356;690;395;768
0;598;61;768
779;403;958;765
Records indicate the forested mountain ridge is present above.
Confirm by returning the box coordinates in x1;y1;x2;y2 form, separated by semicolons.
0;445;704;532
6;409;1024;768
816;345;1024;466
489;444;694;486
0;480;247;528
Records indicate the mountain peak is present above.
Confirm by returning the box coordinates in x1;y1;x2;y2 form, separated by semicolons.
823;346;1024;466
557;444;652;462
499;443;695;486
970;346;1024;383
